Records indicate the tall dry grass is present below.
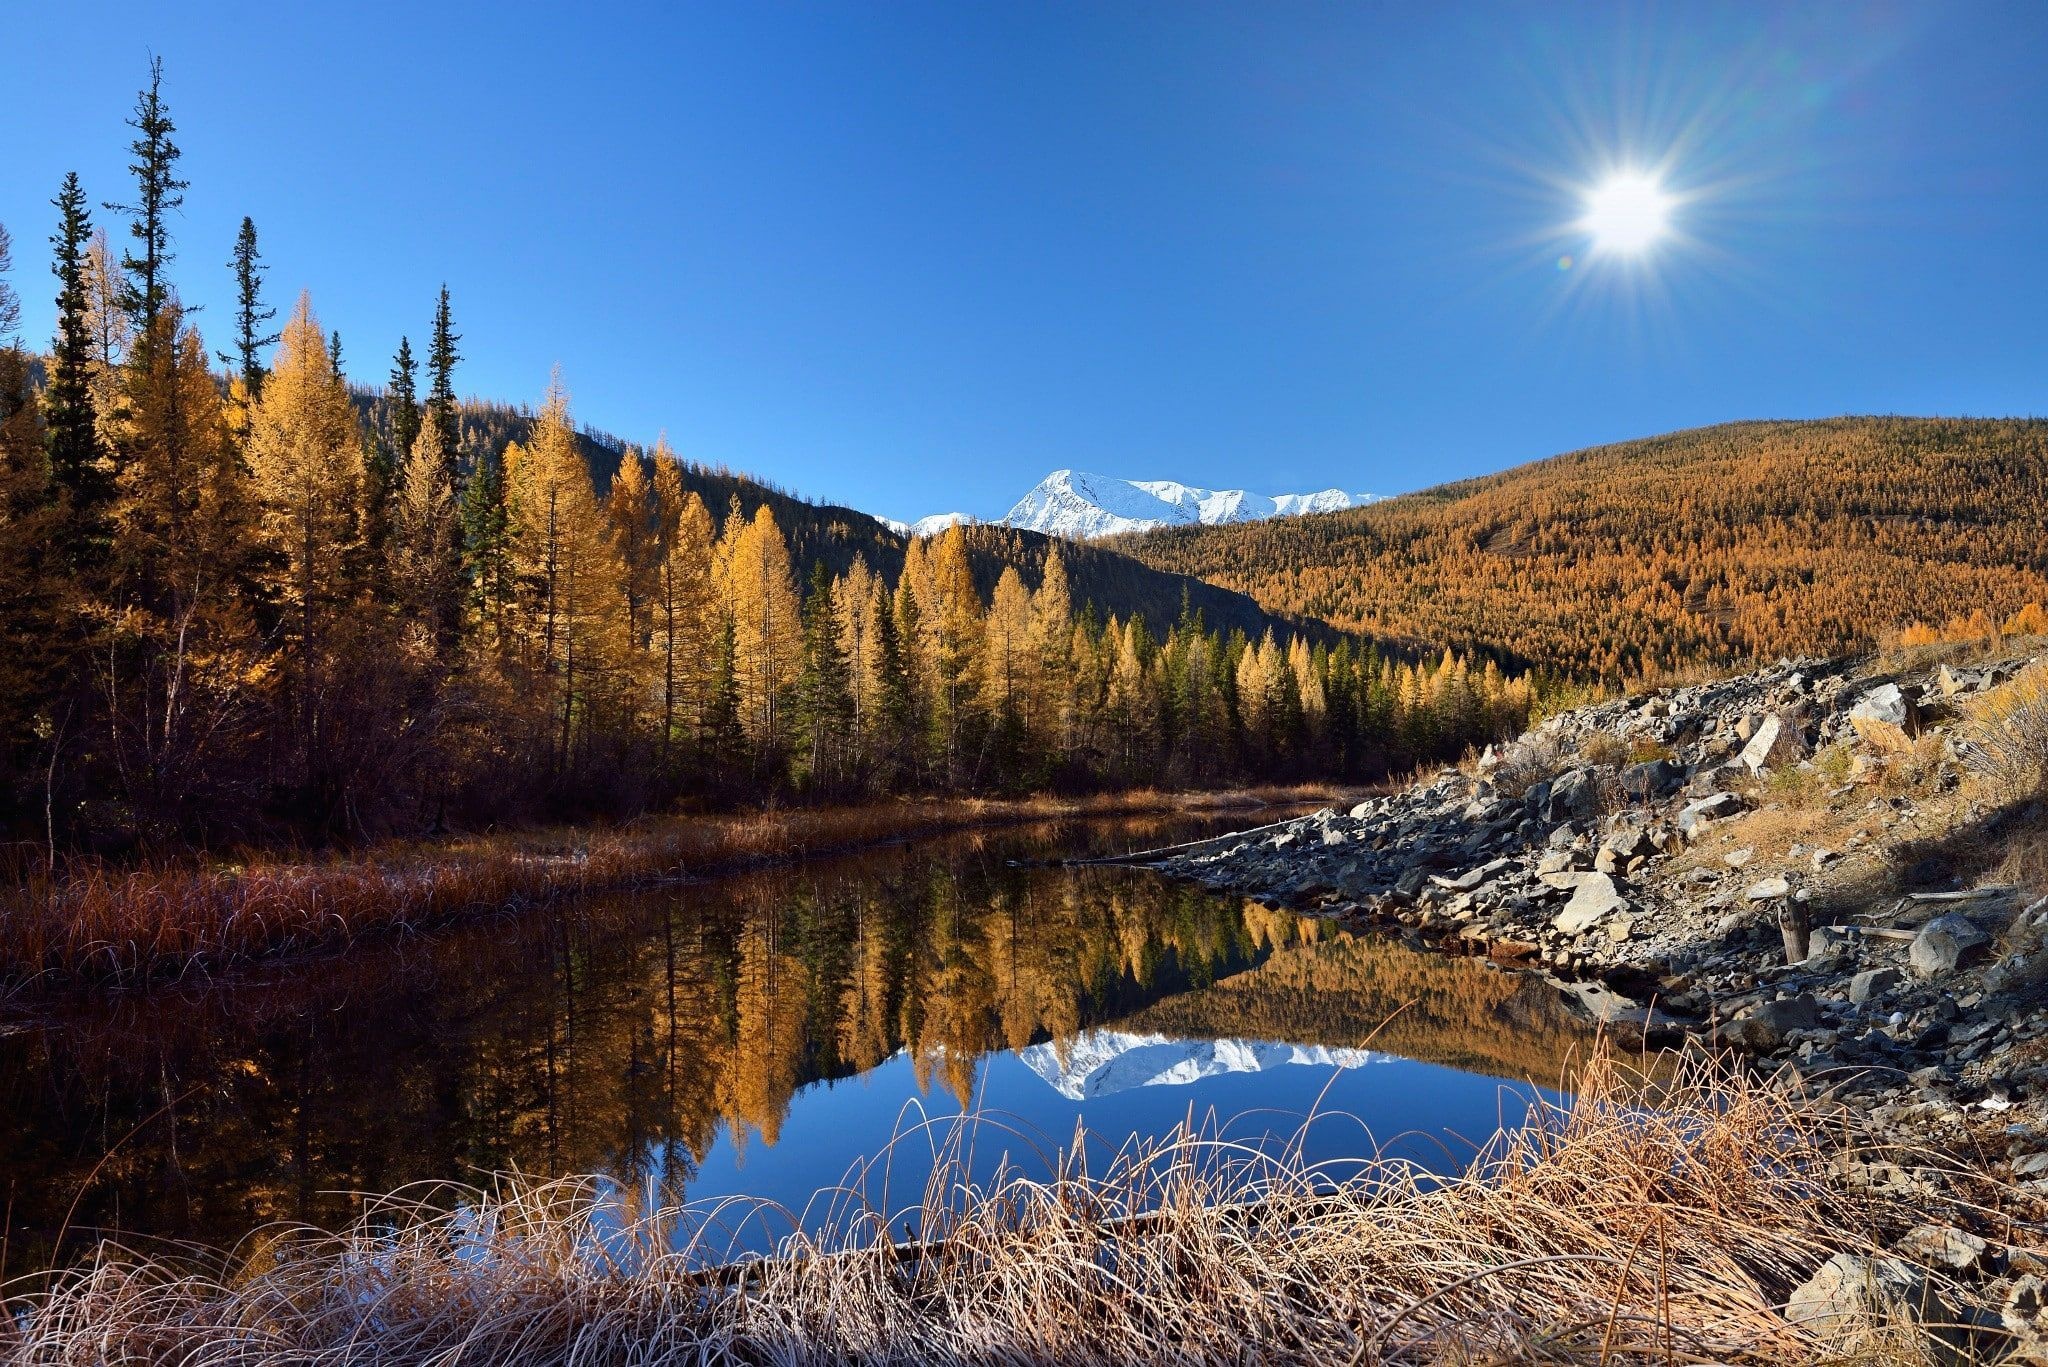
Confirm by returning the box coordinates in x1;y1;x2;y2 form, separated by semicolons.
1;1051;2019;1364
0;789;1340;995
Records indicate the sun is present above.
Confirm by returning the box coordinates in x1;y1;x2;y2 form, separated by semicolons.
1580;172;1673;255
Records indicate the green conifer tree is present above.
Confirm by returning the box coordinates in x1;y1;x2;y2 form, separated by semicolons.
46;173;106;520
793;561;854;790
425;285;461;474
221;217;278;395
103;58;188;358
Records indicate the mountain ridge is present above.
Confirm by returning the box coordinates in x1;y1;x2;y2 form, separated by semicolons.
1108;416;2048;679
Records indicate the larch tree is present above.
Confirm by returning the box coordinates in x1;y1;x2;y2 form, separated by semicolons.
247;296;366;789
81;228;129;441
0;227;63;800
388;404;462;659
649;450;715;770
714;504;803;757
503;379;625;775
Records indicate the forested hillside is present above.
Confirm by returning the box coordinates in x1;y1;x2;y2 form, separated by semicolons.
0;61;1543;851
1111;417;2048;680
355;391;1331;647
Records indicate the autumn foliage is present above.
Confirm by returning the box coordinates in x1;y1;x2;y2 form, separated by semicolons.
1115;417;2048;682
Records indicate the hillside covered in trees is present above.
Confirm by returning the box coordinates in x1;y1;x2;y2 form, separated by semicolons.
1112;417;2048;680
356;390;1336;649
0;62;1542;852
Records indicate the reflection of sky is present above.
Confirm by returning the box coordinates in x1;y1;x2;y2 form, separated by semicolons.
632;1039;1560;1263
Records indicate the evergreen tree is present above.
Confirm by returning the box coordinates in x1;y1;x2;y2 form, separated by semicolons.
45;174;106;520
458;442;511;645
221;217;278;396
425;284;461;471
103;58;188;356
793;560;854;790
387;336;421;471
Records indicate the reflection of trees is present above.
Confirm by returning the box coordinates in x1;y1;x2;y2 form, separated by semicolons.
0;820;1594;1278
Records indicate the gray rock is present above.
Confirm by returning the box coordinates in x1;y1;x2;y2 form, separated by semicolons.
1849;967;1905;1005
1544;768;1599;824
1895;1224;1991;1275
1551;872;1628;935
1678;791;1745;838
1747;875;1793;901
1784;1253;1954;1343
1620;757;1685;802
1739;713;1807;771
1805;925;1855;961
1850;682;1919;753
1909;914;1994;978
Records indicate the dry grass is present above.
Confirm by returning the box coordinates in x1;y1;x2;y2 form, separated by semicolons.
1959;660;2048;801
0;788;1343;996
0;1051;2023;1365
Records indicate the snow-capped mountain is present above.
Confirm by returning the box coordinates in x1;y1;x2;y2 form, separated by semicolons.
877;511;974;538
1003;470;1380;540
1016;1029;1385;1102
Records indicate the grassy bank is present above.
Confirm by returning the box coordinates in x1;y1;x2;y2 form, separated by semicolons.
0;787;1342;996
1;1051;2025;1364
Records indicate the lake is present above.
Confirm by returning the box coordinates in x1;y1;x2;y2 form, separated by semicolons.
0;811;1598;1281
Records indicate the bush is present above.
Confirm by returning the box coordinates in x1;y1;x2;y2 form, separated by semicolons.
1960;661;2048;797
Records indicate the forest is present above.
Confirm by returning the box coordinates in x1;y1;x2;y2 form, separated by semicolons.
1114;416;2048;681
0;63;1539;854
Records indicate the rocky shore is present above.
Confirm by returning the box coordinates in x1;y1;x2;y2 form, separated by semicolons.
1133;646;2048;1355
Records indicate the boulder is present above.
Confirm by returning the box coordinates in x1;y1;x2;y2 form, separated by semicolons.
1849;967;1905;1005
2003;1275;2048;1366
1784;1253;1957;1346
1677;791;1745;839
1544;768;1600;824
1909;914;1994;978
1895;1224;1991;1275
1850;683;1919;753
1747;875;1793;901
1550;872;1627;935
1620;757;1685;802
1739;713;1807;772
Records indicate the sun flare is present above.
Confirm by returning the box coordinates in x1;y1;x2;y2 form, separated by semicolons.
1580;172;1673;254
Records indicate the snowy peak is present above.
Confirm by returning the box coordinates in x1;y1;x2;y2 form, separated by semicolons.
1002;470;1379;540
1016;1029;1385;1101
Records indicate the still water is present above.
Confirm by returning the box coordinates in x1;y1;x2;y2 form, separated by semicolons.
0;812;1596;1279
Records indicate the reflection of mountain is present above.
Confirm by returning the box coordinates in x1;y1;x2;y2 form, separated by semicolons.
1018;1029;1385;1101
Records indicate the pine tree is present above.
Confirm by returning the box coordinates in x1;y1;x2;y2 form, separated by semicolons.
793;560;854;790
387;337;421;473
425;285;461;472
45;174;106;522
221;217;278;396
459;442;512;646
103;58;188;357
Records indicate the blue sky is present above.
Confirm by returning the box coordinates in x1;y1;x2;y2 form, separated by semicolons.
6;2;2046;521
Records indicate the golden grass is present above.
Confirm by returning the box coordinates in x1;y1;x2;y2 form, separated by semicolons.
0;787;1346;995
0;1050;2019;1364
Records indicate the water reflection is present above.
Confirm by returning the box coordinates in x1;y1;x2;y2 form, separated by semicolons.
0;813;1596;1280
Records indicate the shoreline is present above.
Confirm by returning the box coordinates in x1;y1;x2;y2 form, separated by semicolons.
0;786;1351;1003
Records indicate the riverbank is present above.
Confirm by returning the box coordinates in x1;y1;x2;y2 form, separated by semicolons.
0;787;1348;998
1127;644;2048;1193
3;1050;2037;1364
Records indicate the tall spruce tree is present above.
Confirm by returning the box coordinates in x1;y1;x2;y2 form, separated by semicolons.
222;217;278;396
793;560;854;790
387;336;421;464
46;173;105;515
425;285;460;473
104;57;188;356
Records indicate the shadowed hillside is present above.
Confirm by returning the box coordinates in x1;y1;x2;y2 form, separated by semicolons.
355;392;1335;644
1110;417;2048;679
